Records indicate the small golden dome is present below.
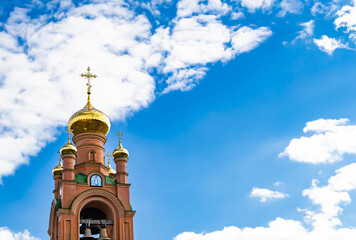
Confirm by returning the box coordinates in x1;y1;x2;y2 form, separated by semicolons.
60;137;77;155
108;160;116;178
52;158;63;176
113;143;129;159
68;101;111;136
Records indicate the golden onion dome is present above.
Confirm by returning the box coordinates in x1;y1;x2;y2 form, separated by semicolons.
52;158;63;176
108;160;116;178
68;67;111;136
60;136;77;155
113;143;129;159
68;101;111;136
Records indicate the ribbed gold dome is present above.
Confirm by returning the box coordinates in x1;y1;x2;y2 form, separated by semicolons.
68;101;111;136
113;143;129;159
52;159;63;176
60;138;77;155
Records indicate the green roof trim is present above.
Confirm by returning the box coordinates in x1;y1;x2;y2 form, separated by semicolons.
130;204;133;211
105;176;116;185
75;173;88;183
56;199;62;210
75;173;116;185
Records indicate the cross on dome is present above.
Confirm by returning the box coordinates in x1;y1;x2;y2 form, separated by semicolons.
105;152;113;167
80;67;97;107
67;67;111;136
65;128;71;141
116;131;123;145
105;152;113;159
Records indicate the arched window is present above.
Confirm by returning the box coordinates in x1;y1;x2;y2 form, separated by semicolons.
88;150;96;161
90;174;102;187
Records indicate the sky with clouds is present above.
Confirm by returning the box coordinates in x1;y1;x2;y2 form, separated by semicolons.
1;0;356;239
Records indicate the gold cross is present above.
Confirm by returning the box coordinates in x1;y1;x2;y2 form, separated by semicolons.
80;67;97;96
65;128;71;141
105;152;113;167
116;131;123;144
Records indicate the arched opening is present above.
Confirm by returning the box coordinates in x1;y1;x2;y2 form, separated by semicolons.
89;150;95;161
79;201;114;239
81;208;106;219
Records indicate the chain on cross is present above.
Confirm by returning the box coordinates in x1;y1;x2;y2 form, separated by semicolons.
80;67;97;96
116;131;123;145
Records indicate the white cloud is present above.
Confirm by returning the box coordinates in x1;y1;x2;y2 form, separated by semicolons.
176;161;356;239
329;163;356;191
274;181;283;186
140;0;173;15
0;0;272;182
292;20;314;43
177;0;230;18
174;217;356;240
250;187;289;202
162;15;232;72
335;0;356;34
303;180;350;228
279;118;356;227
313;35;347;55
230;11;245;20
240;0;276;13
299;20;314;37
0;227;39;240
279;118;356;164
163;67;208;93
159;16;272;92
230;26;272;55
278;0;304;17
302;162;356;229
311;1;342;18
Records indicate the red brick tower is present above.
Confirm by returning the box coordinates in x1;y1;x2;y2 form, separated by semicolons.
48;67;135;240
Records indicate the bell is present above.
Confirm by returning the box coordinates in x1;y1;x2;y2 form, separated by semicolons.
82;221;94;240
82;227;94;240
98;228;110;240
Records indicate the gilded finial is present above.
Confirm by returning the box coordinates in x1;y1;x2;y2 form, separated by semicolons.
60;129;77;155
80;67;97;108
113;130;129;158
116;130;124;145
106;152;116;177
65;128;71;143
52;151;63;175
57;151;62;165
105;152;113;167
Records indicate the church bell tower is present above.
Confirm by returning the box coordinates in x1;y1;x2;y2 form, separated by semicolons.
48;67;135;240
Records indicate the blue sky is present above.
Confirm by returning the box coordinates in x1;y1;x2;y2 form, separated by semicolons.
2;0;356;239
